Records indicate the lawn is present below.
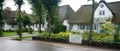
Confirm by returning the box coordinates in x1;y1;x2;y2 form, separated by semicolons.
3;32;17;37
13;36;32;40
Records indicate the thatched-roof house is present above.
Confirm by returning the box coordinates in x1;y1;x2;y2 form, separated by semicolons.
67;0;120;33
58;5;75;22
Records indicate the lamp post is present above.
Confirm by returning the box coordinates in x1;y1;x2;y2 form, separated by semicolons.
89;0;95;43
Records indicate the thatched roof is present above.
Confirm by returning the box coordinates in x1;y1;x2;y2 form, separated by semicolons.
3;11;17;24
68;5;92;24
68;1;120;24
58;5;75;22
108;1;120;24
3;11;35;24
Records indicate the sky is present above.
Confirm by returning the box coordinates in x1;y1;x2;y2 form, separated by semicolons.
3;0;120;14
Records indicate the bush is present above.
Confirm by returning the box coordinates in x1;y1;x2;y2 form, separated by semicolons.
4;29;15;32
82;32;117;42
28;28;34;34
16;30;21;35
51;23;66;34
38;32;70;40
22;28;29;32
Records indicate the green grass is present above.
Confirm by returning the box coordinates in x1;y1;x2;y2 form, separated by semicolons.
13;36;32;40
3;32;17;37
2;31;37;37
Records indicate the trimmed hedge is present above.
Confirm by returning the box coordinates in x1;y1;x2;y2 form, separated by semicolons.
33;37;120;49
82;40;120;49
32;37;69;43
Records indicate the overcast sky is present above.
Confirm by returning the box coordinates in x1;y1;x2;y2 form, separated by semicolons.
3;0;120;14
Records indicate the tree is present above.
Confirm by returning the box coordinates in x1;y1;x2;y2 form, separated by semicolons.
114;24;120;43
89;0;95;43
42;0;61;38
0;0;5;37
22;11;31;30
30;0;45;33
14;0;24;38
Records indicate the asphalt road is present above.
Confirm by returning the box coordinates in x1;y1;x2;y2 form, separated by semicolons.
0;39;76;51
0;39;119;51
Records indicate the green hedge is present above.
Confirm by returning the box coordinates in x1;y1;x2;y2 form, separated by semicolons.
51;23;66;34
82;32;120;42
38;32;69;40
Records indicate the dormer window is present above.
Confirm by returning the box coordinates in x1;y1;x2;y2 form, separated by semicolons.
100;4;104;8
99;10;105;15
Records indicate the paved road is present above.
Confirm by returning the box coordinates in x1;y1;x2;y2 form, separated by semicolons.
0;33;119;51
0;39;75;51
0;39;119;51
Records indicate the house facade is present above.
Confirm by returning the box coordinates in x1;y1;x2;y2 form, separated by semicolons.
58;5;75;31
3;5;74;31
2;11;18;31
67;0;120;33
32;5;74;31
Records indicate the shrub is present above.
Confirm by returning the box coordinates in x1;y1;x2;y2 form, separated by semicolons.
52;23;66;34
38;32;70;40
22;28;29;32
82;31;116;42
28;28;34;34
16;30;20;35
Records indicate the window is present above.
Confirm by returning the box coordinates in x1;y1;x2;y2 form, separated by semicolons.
94;25;97;30
100;4;104;8
86;25;90;30
12;25;15;28
36;24;37;28
78;24;84;30
99;10;105;15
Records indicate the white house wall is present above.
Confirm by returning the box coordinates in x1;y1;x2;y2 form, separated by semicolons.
94;2;113;18
3;23;17;31
63;20;70;31
71;24;98;33
71;24;79;32
31;24;47;31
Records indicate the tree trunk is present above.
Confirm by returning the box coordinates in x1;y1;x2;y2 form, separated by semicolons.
89;0;95;43
0;4;3;37
18;10;22;38
48;10;51;38
18;22;22;38
38;14;42;33
0;23;2;37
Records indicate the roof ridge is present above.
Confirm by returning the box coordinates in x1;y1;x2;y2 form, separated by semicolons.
108;1;120;4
